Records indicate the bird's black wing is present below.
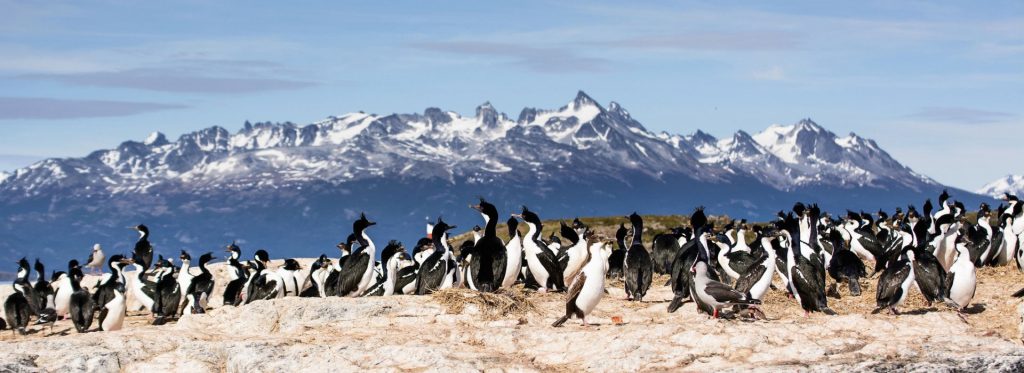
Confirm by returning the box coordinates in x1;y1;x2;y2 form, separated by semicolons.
703;280;747;304
537;247;565;290
734;260;767;294
876;261;911;308
337;252;370;296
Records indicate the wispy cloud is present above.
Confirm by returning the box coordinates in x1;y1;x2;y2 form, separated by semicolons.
0;97;186;120
22;66;316;94
596;31;799;51
410;41;610;73
907;106;1016;124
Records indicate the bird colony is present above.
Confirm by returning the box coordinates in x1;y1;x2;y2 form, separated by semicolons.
3;191;1024;336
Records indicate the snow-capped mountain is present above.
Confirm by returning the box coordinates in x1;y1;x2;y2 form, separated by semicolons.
0;92;930;197
0;91;983;265
977;175;1024;198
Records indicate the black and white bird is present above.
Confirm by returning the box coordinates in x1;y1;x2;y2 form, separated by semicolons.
126;256;156;313
151;257;180;324
416;217;459;294
607;223;628;279
300;255;335;298
874;247;916;315
501;216;524;289
623;212;653;302
826;229;867;297
222;242;248;306
67;262;94;333
838;216;885;270
130;224;154;273
946;234;977;312
98;281;126;332
53;260;78;319
781;211;835;316
184;253;215;314
3;259;35;335
31;259;54;320
467;199;508;292
715;231;760;285
323;234;357;297
911;242;955;308
552;237;610;327
91;255;130;313
559;220;590;284
245;250;284;303
650;227;685;275
516;206;564;292
276;258;303;297
668;208;717;313
176;251;196;308
336;213;378;297
362;241;409;297
734;229;778;302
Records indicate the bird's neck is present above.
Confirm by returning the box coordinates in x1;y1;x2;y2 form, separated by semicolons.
630;222;643;248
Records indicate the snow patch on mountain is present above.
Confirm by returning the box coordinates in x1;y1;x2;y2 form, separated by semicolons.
977;175;1024;198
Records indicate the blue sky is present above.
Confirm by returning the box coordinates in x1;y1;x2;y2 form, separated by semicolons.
0;0;1021;190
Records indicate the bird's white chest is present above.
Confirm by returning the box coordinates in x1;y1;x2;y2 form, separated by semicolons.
102;293;126;331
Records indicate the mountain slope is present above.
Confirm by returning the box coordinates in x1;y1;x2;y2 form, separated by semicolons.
978;175;1024;198
0;91;985;265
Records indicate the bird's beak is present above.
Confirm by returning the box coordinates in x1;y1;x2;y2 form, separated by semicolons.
511;214;522;219
448;225;457;230
368;221;377;226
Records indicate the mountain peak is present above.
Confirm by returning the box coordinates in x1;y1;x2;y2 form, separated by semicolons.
794;118;827;134
144;131;169;146
689;130;717;144
572;90;600;109
475;101;500;128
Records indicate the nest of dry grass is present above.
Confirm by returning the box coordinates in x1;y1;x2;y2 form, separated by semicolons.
431;286;539;320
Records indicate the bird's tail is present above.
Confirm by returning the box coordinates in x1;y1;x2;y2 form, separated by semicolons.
821;306;837;315
551;315;570;327
667;296;685;313
848;279;863;296
941;297;961;310
1013;287;1024;298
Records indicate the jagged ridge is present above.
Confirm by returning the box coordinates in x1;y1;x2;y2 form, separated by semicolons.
0;91;934;198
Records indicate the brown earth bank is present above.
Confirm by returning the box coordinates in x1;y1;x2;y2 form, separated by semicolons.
1;259;1024;372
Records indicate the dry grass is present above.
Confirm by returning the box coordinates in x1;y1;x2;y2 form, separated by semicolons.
431;285;539;320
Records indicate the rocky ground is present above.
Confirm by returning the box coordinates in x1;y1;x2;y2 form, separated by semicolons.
1;260;1023;372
